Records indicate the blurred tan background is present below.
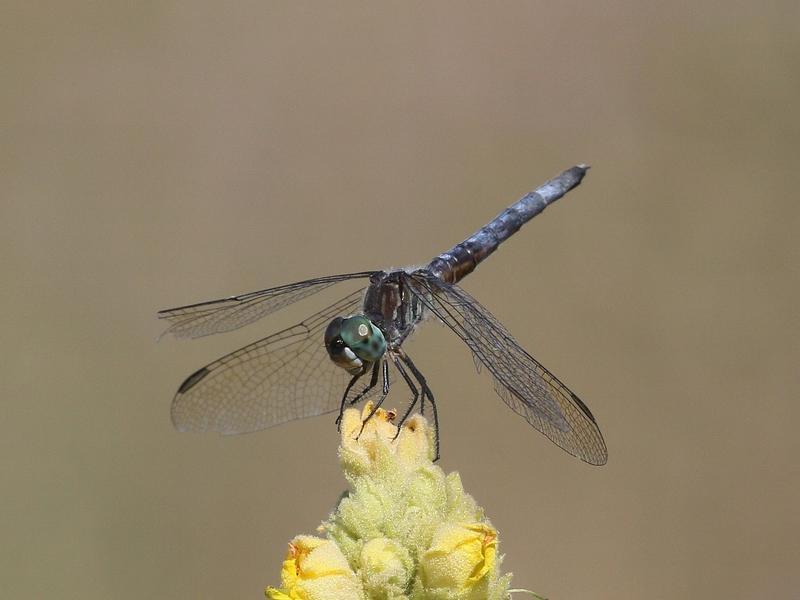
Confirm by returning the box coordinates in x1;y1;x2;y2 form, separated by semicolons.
3;2;798;598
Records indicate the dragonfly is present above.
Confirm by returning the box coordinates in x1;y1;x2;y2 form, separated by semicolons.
159;165;607;465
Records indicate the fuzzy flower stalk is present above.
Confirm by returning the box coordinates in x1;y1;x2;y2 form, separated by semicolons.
265;402;517;600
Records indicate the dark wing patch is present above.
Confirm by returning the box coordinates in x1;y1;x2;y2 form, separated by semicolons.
177;367;210;394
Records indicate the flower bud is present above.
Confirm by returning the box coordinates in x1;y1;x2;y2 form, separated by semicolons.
265;535;364;600
359;536;413;597
339;401;434;477
419;522;498;596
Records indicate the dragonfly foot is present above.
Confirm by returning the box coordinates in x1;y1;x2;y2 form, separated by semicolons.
356;392;389;439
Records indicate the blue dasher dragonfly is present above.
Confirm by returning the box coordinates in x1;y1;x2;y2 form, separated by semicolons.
159;165;607;465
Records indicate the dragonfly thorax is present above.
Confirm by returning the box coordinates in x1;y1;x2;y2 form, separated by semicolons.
324;315;387;375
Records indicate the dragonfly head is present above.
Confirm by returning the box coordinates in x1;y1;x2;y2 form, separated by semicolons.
325;315;387;375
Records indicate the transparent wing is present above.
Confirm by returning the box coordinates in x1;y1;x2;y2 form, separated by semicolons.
158;271;375;339
406;272;607;465
170;288;372;434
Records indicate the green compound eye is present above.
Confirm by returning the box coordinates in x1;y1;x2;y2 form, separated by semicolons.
342;316;371;342
340;316;386;362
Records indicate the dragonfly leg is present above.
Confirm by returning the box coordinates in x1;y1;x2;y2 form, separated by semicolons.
399;351;440;461
336;362;377;431
390;355;419;440
336;374;363;431
346;361;383;410
357;361;390;438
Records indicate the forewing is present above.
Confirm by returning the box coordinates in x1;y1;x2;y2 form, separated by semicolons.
406;273;607;465
171;289;372;434
158;272;375;339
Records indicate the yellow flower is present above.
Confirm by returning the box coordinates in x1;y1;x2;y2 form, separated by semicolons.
265;535;364;600
267;409;513;599
420;522;498;594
